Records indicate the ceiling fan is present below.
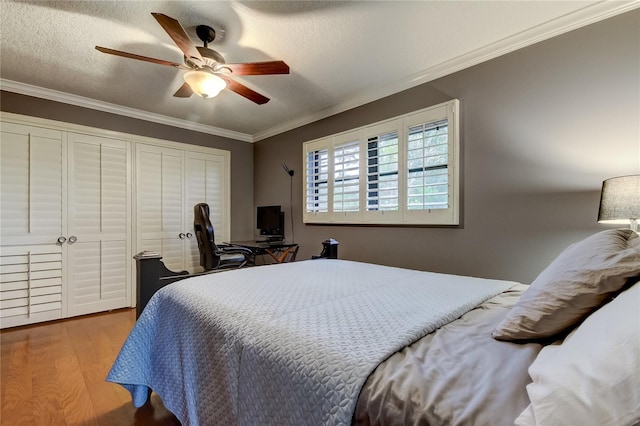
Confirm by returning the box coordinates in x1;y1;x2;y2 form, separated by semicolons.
96;12;289;105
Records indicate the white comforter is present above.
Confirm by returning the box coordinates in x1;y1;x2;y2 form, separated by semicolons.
107;259;515;425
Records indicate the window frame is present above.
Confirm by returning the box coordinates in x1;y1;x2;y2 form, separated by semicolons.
302;99;459;225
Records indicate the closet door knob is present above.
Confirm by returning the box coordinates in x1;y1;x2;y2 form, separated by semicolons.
68;236;77;244
57;236;67;244
179;233;186;239
186;232;193;238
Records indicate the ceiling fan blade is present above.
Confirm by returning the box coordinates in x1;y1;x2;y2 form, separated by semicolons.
222;77;270;105
225;61;290;76
173;82;194;98
151;13;203;63
95;46;189;69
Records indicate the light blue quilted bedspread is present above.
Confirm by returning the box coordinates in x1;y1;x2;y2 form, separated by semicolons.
107;260;515;425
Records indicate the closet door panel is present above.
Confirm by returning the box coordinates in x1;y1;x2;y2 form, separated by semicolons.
0;123;65;246
185;158;205;273
1;123;66;327
185;151;229;273
137;144;186;270
67;133;131;316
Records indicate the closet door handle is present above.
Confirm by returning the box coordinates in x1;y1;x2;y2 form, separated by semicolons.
179;233;186;239
186;232;193;238
57;236;67;244
68;236;77;244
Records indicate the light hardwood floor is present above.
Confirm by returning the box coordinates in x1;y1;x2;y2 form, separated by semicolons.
1;309;180;425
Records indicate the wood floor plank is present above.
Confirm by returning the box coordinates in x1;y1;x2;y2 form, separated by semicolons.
1;340;34;426
0;309;180;425
31;325;67;425
32;365;67;425
56;352;99;425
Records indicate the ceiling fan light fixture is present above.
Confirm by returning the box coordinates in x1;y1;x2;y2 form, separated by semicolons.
97;13;287;104
183;71;226;98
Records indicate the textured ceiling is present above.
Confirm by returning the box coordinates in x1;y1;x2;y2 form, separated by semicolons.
1;1;637;141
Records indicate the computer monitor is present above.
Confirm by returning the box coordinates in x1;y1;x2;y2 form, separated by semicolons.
257;205;284;240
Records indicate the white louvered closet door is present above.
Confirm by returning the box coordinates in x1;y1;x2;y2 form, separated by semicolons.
136;143;186;273
184;150;230;273
0;123;66;327
66;133;131;316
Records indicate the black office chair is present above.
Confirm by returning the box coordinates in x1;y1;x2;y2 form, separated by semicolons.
193;203;252;271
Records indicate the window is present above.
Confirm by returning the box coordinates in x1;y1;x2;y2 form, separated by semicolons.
303;99;459;225
305;146;329;213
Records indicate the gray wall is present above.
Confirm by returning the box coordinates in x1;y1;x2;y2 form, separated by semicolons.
0;91;255;241
254;11;640;283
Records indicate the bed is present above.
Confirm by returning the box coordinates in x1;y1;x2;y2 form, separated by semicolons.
108;229;640;425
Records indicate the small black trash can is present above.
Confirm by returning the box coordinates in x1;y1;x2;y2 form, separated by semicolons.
313;238;339;259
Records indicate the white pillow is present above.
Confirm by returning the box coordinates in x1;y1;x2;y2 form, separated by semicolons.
515;281;640;426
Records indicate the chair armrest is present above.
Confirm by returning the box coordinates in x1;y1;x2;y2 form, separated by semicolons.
216;244;255;256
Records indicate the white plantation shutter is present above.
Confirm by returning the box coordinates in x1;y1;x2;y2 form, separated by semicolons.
1;113;232;327
67;133;130;316
136;143;185;272
0;245;64;326
407;120;449;210
137;143;230;274
305;140;330;217
185;152;228;241
0;123;67;327
69;138;129;234
403;101;459;225
163;160;183;237
185;151;229;273
68;240;128;312
0;123;65;245
333;139;360;213
303;100;459;225
367;131;399;212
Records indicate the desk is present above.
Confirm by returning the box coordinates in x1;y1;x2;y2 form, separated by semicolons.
225;241;299;264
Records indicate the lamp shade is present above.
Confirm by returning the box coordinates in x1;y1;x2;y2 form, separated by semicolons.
597;175;640;225
183;71;226;98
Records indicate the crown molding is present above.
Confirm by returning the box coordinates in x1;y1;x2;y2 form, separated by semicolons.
1;1;637;144
253;1;640;141
0;79;254;143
